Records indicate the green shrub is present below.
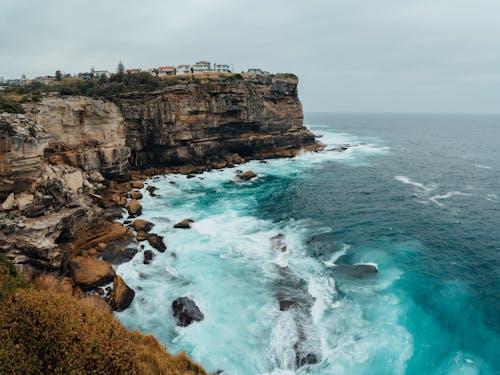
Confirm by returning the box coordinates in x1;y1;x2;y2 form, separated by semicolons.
0;96;25;114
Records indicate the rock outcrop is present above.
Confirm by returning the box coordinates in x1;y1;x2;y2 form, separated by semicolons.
24;95;130;179
121;74;323;169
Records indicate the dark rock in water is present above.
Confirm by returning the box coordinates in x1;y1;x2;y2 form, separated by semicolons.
295;350;318;367
169;181;176;185
173;218;194;229
259;160;267;163
146;185;158;196
100;246;138;265
271;233;287;252
143;250;153;265
147;233;166;252
186;174;196;179
23;204;45;218
332;263;378;279
279;300;297;311
172;297;204;327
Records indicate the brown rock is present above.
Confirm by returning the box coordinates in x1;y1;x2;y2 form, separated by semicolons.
132;219;154;232
147;233;166;252
23;204;46;217
136;231;149;241
173;219;194;229
1;193;15;211
96;242;107;251
130;190;143;200
69;256;115;290
239;171;257;181
131;181;144;189
127;199;142;216
109;275;135;312
73;221;133;251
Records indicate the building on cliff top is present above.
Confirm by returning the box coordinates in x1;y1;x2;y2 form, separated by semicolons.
214;63;232;73
158;66;175;76
192;61;211;73
93;70;111;78
176;64;192;75
126;68;142;74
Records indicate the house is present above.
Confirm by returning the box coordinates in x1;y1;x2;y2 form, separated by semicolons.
77;72;93;80
176;64;192;75
214;64;231;73
246;68;267;75
157;66;175;76
126;69;141;74
6;79;22;86
192;61;211;74
94;70;111;78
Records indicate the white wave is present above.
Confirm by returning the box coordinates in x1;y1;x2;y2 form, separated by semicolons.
429;191;472;207
323;244;350;267
353;262;379;271
474;164;492;169
485;193;498;203
394;175;435;193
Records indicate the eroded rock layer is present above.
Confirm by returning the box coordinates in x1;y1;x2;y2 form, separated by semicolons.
121;74;322;168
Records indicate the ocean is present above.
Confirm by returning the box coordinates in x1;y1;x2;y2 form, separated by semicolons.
116;113;500;375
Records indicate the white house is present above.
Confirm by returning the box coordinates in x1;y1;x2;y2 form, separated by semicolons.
192;61;211;73
214;64;231;73
176;64;192;75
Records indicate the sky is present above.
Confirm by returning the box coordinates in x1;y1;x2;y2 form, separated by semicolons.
1;0;500;113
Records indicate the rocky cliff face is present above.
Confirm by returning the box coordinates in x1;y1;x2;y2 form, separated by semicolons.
25;95;130;179
0;74;322;275
121;74;321;169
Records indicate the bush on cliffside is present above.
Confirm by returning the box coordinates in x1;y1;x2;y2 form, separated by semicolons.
0;257;208;375
0;96;25;114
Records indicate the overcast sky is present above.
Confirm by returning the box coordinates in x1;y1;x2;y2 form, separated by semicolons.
1;0;500;113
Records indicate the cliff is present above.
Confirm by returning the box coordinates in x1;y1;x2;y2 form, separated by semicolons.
122;74;321;169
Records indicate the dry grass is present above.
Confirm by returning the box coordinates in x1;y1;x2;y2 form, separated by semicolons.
128;331;209;375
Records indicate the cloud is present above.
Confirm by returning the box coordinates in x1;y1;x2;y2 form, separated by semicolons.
1;0;500;112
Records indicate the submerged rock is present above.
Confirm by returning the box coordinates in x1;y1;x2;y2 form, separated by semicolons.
143;250;153;265
100;246;137;265
331;263;378;279
146;185;158;196
109;275;135;312
238;170;257;181
172;297;204;327
173;219;194;229
271;233;287;253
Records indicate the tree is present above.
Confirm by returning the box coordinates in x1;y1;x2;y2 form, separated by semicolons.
55;70;62;81
90;66;95;78
117;61;125;74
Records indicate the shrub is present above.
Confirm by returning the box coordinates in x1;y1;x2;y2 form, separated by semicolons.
0;96;25;114
0;258;209;375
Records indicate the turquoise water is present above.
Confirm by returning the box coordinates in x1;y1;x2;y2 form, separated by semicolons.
116;113;500;374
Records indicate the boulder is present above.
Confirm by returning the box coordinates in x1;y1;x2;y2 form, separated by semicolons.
16;193;34;211
271;233;287;253
100;246;137;265
173;219;194;229
63;170;84;192
147;233;166;252
132;219;154;232
127;199;142;216
136;231;149;241
1;193;15;211
102;207;124;220
23;204;46;217
69;256;115;290
172;297;204;327
131;181;144;189
109;275;135;312
146;185;158;196
130;190;143;200
143;250;153;265
239;171;257;181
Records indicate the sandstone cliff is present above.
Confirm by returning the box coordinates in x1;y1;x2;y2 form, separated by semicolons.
121;74;321;169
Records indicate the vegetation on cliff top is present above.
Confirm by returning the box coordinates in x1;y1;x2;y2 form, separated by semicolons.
0;71;295;102
0;256;208;375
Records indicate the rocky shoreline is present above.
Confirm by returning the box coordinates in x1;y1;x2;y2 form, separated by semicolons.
0;73;323;314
